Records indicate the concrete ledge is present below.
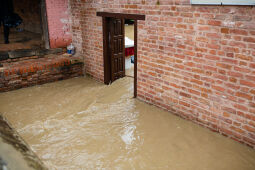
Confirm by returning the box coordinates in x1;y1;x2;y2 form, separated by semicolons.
0;48;63;61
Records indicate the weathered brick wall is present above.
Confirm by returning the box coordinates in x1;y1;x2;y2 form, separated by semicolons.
70;0;104;81
69;0;83;54
13;0;42;33
46;0;72;48
0;56;83;92
70;0;255;148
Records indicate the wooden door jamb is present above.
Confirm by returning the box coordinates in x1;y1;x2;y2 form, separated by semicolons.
99;12;145;98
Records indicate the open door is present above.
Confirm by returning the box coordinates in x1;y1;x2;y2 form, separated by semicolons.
97;12;145;97
109;18;125;82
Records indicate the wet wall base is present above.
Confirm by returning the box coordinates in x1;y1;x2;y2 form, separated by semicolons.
0;55;83;92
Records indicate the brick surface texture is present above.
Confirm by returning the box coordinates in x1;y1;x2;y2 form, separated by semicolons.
0;56;83;92
69;0;255;148
46;0;72;48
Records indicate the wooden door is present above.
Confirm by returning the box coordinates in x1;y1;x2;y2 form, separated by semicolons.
109;18;125;82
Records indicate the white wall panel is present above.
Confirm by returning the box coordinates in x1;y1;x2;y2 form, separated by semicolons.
222;0;255;5
191;0;221;5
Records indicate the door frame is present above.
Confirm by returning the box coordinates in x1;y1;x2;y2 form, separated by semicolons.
97;12;145;98
40;0;50;49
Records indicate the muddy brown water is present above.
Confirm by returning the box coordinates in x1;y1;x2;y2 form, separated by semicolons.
0;77;255;170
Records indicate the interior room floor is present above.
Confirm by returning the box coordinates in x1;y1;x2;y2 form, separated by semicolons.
0;29;42;52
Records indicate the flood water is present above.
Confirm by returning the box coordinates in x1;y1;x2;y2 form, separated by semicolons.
0;77;255;170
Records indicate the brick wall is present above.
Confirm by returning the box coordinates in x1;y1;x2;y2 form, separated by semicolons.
70;0;255;148
0;56;83;92
70;0;104;81
69;0;83;54
13;0;42;33
46;0;72;48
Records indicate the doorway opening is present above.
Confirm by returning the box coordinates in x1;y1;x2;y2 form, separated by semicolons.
97;12;145;98
124;19;134;78
0;0;49;53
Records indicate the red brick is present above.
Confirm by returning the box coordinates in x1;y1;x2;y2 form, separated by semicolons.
250;89;255;95
179;92;191;98
250;103;255;108
249;121;255;128
244;37;255;43
208;20;221;26
207;44;221;50
250;63;255;69
230;126;245;134
216;63;232;69
196;37;209;42
188;89;200;96
205;55;220;60
222;58;238;64
221;28;229;34
212;85;225;92
198;26;210;31
236;92;253;100
236;54;252;61
230;29;248;35
228;71;243;78
234;66;250;73
229;41;246;48
176;24;187;29
243;125;255;133
240;80;255;87
191;79;203;85
179;101;190;107
223;112;230;117
234;104;248;112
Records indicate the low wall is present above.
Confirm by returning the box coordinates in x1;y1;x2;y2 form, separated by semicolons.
0;55;83;92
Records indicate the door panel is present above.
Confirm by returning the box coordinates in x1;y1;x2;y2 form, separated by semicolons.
109;18;125;82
